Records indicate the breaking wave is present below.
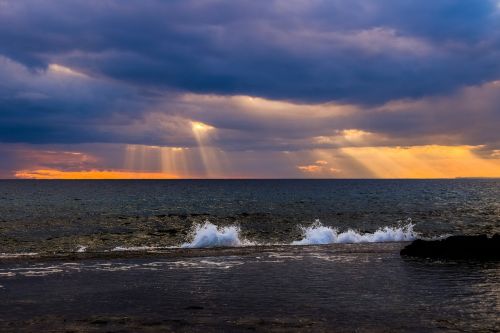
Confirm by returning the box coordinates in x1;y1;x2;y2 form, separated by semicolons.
76;245;87;253
180;220;417;249
0;221;419;255
182;222;253;248
292;220;417;245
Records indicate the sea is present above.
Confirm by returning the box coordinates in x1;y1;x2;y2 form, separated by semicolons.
0;179;499;332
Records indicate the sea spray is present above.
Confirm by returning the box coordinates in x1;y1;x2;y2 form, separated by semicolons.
110;220;418;250
76;245;87;253
292;219;416;245
182;222;251;248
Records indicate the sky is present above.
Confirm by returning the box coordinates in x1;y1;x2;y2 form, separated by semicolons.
0;0;499;179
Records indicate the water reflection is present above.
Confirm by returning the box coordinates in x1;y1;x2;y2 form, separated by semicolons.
1;244;498;331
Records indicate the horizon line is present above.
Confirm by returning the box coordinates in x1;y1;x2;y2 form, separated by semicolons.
1;177;499;181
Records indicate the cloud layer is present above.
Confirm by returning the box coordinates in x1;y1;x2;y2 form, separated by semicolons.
0;0;499;177
2;1;500;103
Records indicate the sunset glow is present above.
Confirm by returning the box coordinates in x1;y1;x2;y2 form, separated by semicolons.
341;145;500;179
15;169;179;180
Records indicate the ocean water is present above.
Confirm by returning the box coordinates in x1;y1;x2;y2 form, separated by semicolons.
0;179;499;331
0;179;499;253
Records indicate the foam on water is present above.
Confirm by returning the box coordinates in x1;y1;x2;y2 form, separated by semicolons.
292;220;417;245
111;245;164;252
182;222;252;248
76;245;87;253
0;252;38;259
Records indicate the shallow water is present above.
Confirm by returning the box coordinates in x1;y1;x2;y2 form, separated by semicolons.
0;243;498;332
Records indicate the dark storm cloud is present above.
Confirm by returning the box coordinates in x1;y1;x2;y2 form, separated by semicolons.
0;0;499;104
0;56;162;145
0;0;499;157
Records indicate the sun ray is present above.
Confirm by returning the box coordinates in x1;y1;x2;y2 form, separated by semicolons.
191;121;227;178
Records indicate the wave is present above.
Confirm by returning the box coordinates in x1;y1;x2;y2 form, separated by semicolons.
0;221;418;256
292;220;416;245
179;220;416;249
76;245;87;253
182;222;253;248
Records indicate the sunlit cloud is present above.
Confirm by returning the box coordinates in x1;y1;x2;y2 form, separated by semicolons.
181;94;352;118
48;64;87;78
341;129;371;142
490;149;500;158
191;121;215;132
297;160;342;177
298;165;322;173
312;130;383;149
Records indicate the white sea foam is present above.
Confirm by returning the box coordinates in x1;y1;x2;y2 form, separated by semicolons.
182;222;252;248
76;245;87;253
111;245;163;252
0;252;38;259
292;220;417;245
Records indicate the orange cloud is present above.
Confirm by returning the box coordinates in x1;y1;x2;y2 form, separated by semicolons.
298;165;322;173
297;160;341;175
15;169;179;180
340;145;500;178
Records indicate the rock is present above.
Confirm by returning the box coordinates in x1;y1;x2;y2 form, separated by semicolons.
184;305;204;310
401;234;500;260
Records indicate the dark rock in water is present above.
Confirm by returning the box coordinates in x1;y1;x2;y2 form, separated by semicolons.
184;305;204;310
401;234;500;260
